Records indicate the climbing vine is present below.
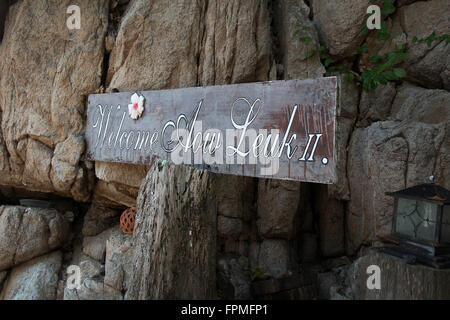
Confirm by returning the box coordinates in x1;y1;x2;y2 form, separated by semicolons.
293;0;449;92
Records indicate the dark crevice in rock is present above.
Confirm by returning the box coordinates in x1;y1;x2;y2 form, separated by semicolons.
103;0;130;89
101;51;111;89
0;1;8;43
304;0;313;20
196;0;207;87
268;0;283;79
57;202;88;297
0;0;18;43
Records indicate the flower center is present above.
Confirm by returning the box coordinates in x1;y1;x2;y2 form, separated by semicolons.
133;102;138;110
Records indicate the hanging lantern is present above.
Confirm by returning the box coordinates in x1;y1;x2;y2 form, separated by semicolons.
380;178;450;268
120;206;137;235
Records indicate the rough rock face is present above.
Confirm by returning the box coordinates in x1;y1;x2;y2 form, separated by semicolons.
272;0;325;80
358;83;397;124
82;204;121;237
346;83;449;254
0;0;108;201
93;162;149;207
63;254;123;300
0;206;70;271
330;76;359;201
107;0;203;91
314;184;345;258
216;174;255;223
249;239;293;279
218;254;252;299
347;250;450;299
198;0;272;86
311;0;372;57
257;179;300;239
104;226;133;292
1;251;62;300
126;164;217;299
83;227;117;262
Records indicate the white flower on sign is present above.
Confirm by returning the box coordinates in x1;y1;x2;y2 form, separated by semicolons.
128;93;145;120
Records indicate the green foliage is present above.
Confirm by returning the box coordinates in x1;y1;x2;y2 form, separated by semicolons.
381;0;396;15
293;25;315;59
293;0;447;92
306;49;316;58
412;32;450;47
250;268;267;278
376;21;390;41
358;45;408;91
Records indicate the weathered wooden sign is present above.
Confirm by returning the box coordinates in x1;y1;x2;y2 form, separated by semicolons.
86;77;337;184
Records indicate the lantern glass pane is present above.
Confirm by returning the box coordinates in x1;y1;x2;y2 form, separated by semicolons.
441;205;450;244
395;198;437;241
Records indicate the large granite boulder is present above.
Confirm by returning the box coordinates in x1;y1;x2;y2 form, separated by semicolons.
0;206;70;271
0;0;108;201
347;250;450;299
311;0;372;57
346;84;449;254
1;251;62;300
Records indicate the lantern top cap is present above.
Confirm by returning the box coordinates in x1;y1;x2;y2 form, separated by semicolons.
386;183;450;204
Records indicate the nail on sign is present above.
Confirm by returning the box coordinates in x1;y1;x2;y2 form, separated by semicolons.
85;77;337;184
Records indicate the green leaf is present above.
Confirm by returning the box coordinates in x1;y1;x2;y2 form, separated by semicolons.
412;36;418;43
346;73;355;82
324;58;332;67
293;30;300;37
302;26;308;31
362;24;369;35
393;68;406;78
438;34;450;46
300;36;311;44
381;2;396;15
318;46;326;52
370;55;383;63
425;31;437;47
357;46;368;54
378;76;388;85
383;71;397;81
377;32;390;41
396;52;408;60
306;49;316;58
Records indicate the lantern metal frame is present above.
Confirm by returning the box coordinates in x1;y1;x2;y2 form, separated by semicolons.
380;183;450;269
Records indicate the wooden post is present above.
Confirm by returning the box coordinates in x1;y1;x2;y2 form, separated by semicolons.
126;163;217;299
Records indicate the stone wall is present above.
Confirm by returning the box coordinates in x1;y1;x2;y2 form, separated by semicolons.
0;0;448;299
